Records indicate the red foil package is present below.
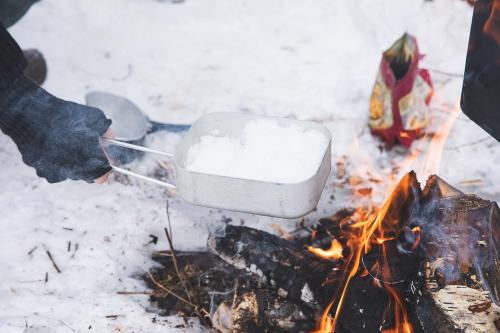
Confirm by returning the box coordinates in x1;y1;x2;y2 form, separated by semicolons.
369;33;433;148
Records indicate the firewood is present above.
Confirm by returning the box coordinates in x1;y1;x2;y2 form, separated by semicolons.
417;272;500;333
149;251;317;332
412;175;500;332
144;173;499;333
213;290;316;333
419;175;500;304
208;224;424;333
208;225;336;306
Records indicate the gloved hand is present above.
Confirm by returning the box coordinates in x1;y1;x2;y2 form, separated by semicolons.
0;75;112;183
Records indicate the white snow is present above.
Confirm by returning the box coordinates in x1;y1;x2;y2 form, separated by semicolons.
185;118;329;183
1;0;498;333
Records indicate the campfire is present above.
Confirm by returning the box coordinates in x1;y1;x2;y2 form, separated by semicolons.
140;27;500;333
144;172;499;332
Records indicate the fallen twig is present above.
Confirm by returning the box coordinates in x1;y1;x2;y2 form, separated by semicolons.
58;320;76;332
28;246;38;256
71;243;79;259
147;271;196;308
154;252;174;257
148;270;211;325
116;291;152;295
231;278;239;310
105;315;124;320
165;201;193;303
46;250;61;273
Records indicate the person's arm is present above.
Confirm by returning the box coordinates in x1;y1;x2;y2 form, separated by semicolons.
461;0;500;141
0;23;112;183
0;21;26;90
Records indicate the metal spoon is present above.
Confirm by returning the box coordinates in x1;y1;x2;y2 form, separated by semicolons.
85;91;190;164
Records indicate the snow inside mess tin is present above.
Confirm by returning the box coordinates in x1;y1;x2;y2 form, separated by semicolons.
185;118;329;183
2;1;499;333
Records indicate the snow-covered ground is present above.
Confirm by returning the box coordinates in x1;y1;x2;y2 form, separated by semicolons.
1;0;498;332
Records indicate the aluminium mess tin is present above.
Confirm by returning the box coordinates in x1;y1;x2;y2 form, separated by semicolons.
173;112;331;218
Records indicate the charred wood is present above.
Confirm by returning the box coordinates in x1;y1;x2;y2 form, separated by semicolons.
149;251;317;333
208;225;336;307
144;173;499;333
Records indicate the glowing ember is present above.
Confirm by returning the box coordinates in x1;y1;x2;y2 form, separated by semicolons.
410;226;421;251
308;239;343;260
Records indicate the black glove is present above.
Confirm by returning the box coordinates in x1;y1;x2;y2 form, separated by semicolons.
0;75;112;183
0;23;111;183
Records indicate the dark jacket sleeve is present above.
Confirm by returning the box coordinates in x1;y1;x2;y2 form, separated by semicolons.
461;0;500;141
0;23;112;183
0;22;27;90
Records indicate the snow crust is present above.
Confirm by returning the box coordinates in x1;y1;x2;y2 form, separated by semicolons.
1;0;498;332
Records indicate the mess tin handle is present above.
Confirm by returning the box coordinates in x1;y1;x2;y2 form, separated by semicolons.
102;138;176;189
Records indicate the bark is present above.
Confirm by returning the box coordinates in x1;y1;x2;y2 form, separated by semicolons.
415;261;500;333
418;175;500;304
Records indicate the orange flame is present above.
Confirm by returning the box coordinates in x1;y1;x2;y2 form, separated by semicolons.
411;226;421;251
381;285;413;333
311;302;335;333
308;239;343;260
416;102;460;178
311;100;460;332
313;186;414;333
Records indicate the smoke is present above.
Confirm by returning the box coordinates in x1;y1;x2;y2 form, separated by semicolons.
404;176;498;304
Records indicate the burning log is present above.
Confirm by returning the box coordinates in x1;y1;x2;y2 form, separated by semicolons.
148;251;318;333
208;225;336;307
209;223;424;333
410;175;500;332
417;175;500;300
145;172;499;333
416;264;500;333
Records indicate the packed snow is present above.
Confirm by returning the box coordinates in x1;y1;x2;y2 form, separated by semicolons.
1;1;499;333
185;118;329;183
